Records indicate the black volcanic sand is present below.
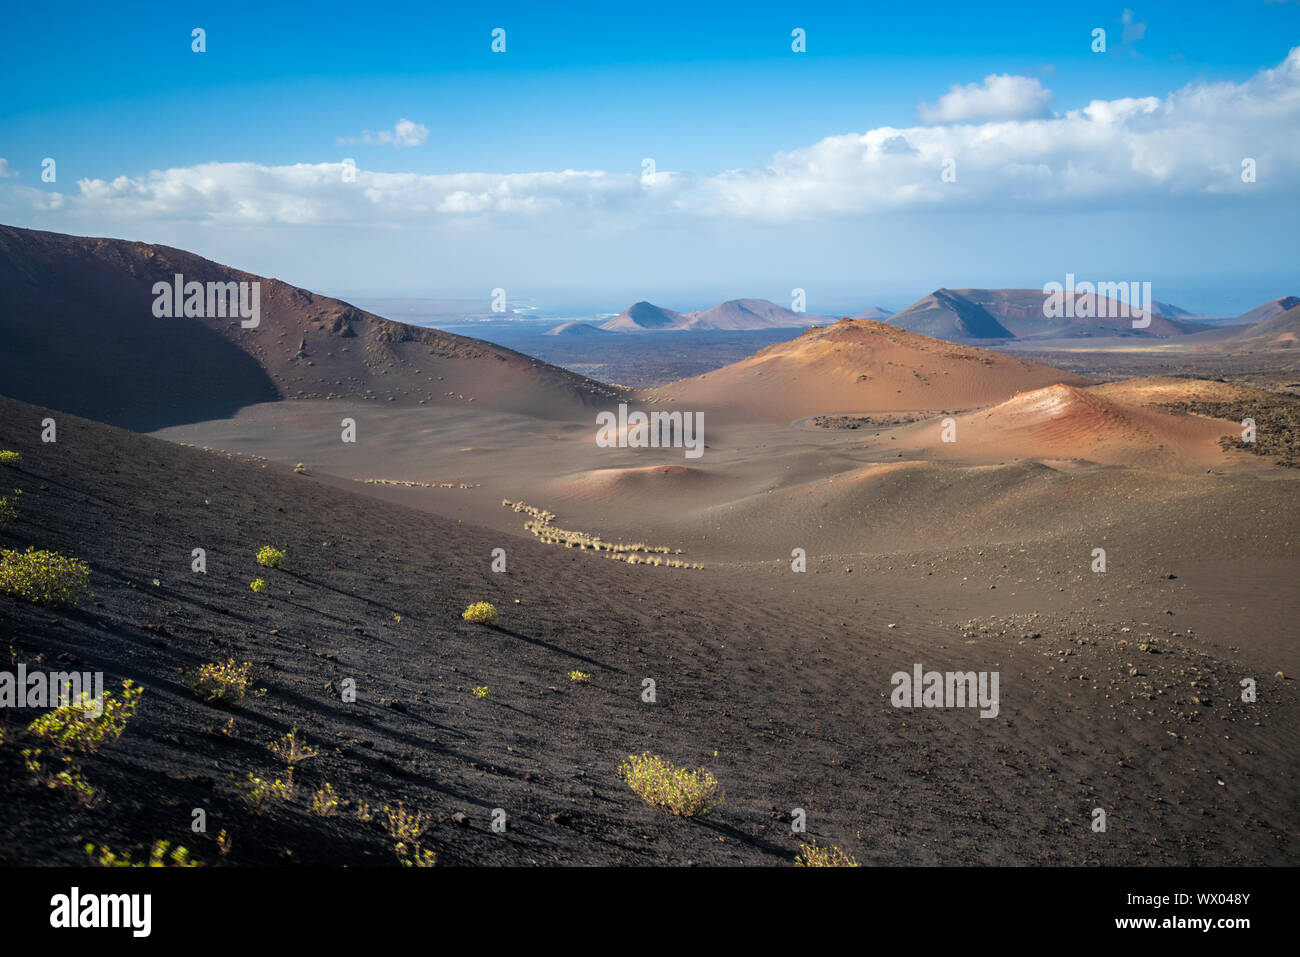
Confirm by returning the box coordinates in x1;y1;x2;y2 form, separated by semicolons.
1;394;1297;866
999;344;1300;394
1157;398;1300;467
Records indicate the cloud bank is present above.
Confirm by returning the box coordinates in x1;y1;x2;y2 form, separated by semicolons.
4;48;1298;230
918;74;1052;123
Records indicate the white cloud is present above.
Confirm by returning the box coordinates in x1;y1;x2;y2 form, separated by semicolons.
0;158;16;178
5;48;1299;231
340;117;429;148
918;74;1052;123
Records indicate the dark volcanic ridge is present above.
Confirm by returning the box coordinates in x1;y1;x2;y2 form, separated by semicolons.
0;224;623;430
887;288;1203;343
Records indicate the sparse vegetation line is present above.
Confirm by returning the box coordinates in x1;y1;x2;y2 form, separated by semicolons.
502;499;702;569
365;478;480;489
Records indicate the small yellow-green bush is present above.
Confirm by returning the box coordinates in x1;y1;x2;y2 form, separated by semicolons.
396;842;437;867
568;670;591;683
249;578;267;593
256;546;285;569
27;680;141;753
0;451;20;466
23;748;97;806
794;841;860;867
240;772;294;811
618;752;723;818
312;783;339;817
461;601;497;624
0;489;18;526
186;659;261;703
86;840;197;867
268;728;317;767
383;803;430;843
0;547;90;605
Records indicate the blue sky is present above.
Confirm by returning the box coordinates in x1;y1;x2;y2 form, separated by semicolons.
2;1;1298;315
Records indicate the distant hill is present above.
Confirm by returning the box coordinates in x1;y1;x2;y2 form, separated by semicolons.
882;289;1013;340
544;321;610;337
598;301;690;332
851;306;894;321
646;318;1092;422
1224;303;1300;350
599;297;830;332
1150;300;1203;321
1234;296;1300;327
683;298;830;331
904;382;1247;471
887;288;1197;342
0;224;621;429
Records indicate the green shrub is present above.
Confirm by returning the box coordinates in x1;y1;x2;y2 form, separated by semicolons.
0;489;18;526
186;659;261;703
396;842;437;867
86;840;197;867
240;772;293;810
23;748;97;806
26;680;142;753
0;451;20;466
461;601;497;624
249;578;266;593
256;546;285;569
0;547;91;605
618;752;723;817
383;803;430;843
268;727;317;767
794;841;860;867
312;783;339;817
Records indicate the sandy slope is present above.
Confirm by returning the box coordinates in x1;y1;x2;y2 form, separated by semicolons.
1086;376;1283;405
1233;296;1300;327
3;393;1298;867
890;384;1247;470
1223;303;1300;350
645;319;1093;422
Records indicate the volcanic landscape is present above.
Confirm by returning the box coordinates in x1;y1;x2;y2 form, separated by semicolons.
1;225;1297;866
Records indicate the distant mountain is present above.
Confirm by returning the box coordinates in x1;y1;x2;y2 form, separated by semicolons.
1235;296;1300;327
888;288;1197;342
544;321;610;337
683;298;829;331
599;301;690;332
850;306;894;321
598;297;830;332
885;289;1014;340
1150;300;1203;320
1224;303;1300;350
0;224;621;429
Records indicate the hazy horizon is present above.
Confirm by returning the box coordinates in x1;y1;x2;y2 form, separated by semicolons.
2;0;1297;318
